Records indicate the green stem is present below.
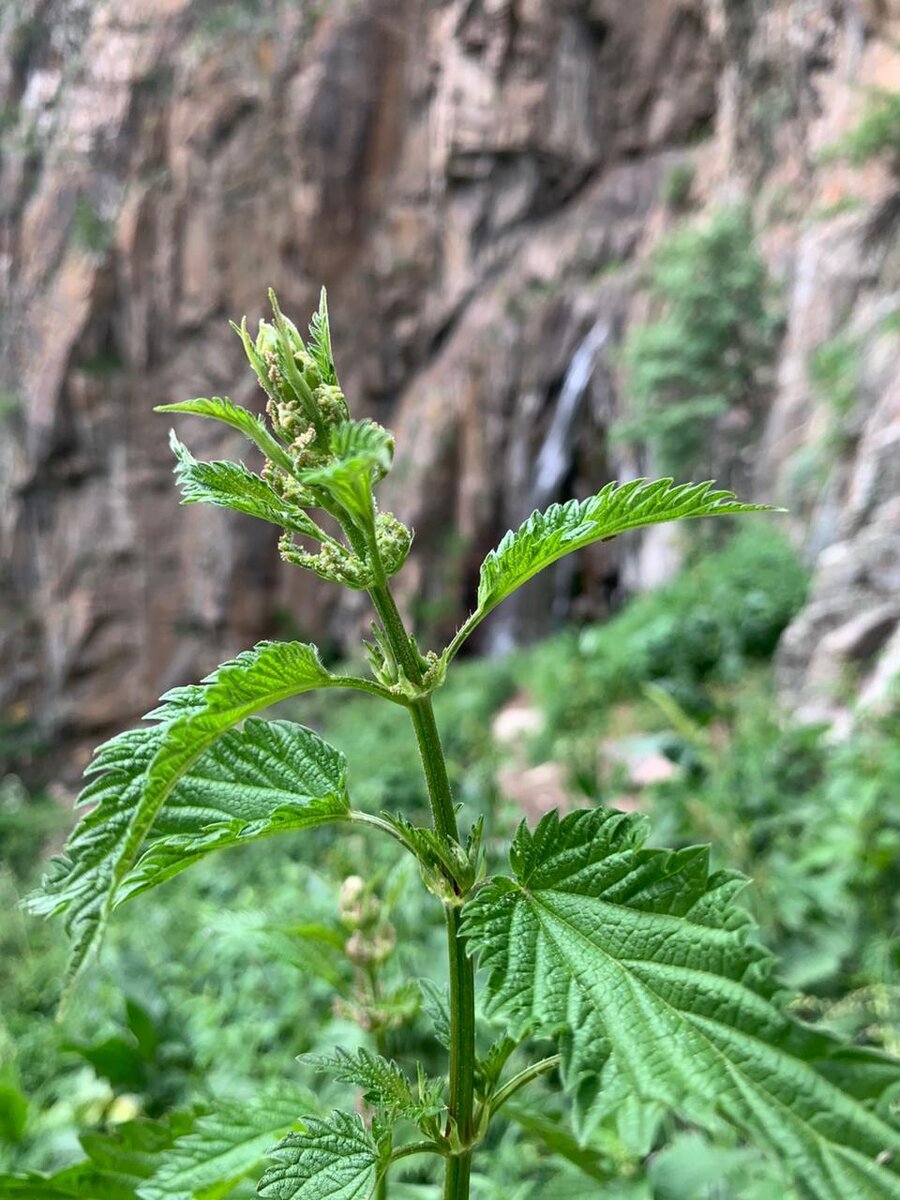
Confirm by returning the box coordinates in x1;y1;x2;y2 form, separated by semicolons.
376;1026;390;1200
407;697;460;840
443;902;476;1198
364;580;477;1200
376;1162;388;1200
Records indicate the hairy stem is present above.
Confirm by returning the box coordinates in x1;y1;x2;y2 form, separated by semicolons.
365;581;477;1200
376;1174;388;1200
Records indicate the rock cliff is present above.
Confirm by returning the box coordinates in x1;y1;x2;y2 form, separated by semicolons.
1;0;897;769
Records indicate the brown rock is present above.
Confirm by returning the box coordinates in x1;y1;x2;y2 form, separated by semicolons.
2;0;900;772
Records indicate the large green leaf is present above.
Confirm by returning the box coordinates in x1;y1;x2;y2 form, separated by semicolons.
462;808;900;1200
154;396;294;472
258;1111;381;1200
26;692;202;990
167;434;318;535
448;479;776;657
117;718;349;903
28;642;378;991
137;1091;308;1200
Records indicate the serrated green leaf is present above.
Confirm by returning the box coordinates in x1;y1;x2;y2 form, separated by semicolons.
418;981;451;1050
300;420;394;525
167;434;317;535
308;288;338;387
117;718;349;903
477;1034;519;1091
25;692;203;990
301;1049;441;1126
137;1091;308;1200
462;808;900;1200
449;479;778;657
303;1049;414;1114
258;1111;381;1200
28;642;364;992
154;397;293;472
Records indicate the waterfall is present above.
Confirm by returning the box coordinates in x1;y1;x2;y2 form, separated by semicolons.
488;318;611;654
529;319;610;513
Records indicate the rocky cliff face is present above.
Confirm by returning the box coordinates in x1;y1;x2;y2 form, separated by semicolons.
1;0;897;769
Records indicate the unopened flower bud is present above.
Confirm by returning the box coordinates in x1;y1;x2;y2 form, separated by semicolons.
338;875;380;929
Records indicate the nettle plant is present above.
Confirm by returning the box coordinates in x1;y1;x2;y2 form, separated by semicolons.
17;293;900;1200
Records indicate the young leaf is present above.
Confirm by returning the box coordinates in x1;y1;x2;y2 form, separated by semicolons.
258;1111;382;1200
154;396;294;472
308;287;338;387
137;1090;308;1200
448;479;778;657
28;643;377;991
418;980;451;1050
168;434;318;535
303;1049;414;1115
299;420;394;527
462;808;900;1200
302;1049;441;1126
117;718;350;903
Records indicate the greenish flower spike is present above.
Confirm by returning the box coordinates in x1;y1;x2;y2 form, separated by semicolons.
161;291;411;590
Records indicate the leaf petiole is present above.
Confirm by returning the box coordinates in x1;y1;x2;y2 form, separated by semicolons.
487;1055;561;1117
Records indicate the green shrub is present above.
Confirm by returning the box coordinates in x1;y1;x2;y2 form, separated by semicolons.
828;87;900;172
0;778;67;883
613;206;781;477
71;196;114;255
809;331;861;455
661;161;696;211
522;524;808;741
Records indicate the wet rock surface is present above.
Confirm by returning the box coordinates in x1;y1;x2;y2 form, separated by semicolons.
1;0;898;766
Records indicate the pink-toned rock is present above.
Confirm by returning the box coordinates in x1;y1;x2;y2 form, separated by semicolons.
601;738;680;789
491;695;544;746
497;762;570;825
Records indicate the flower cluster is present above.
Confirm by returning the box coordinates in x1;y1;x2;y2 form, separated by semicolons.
229;290;414;587
233;289;348;471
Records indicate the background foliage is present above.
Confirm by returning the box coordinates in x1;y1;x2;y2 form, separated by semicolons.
612;207;782;480
3;523;896;1198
